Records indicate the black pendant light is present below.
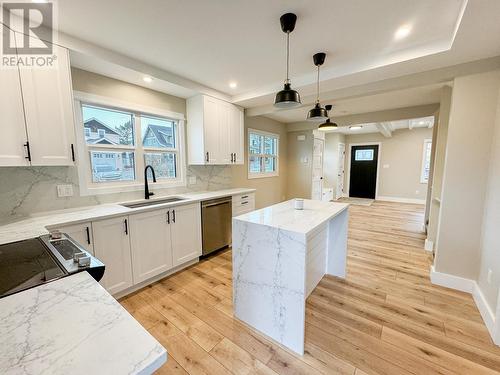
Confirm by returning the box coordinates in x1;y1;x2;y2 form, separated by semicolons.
307;52;328;122
274;13;301;108
318;105;338;131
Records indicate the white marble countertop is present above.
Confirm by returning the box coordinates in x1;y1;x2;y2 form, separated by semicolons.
0;272;166;375
234;199;348;235
0;188;255;245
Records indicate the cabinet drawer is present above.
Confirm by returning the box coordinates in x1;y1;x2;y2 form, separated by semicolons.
232;192;255;205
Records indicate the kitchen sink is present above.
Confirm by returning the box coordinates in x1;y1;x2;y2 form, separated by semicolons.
120;197;187;209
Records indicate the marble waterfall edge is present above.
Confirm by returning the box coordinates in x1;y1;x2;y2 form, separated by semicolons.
232;219;307;354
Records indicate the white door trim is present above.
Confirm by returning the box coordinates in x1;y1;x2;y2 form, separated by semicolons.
345;142;382;199
336;142;346;200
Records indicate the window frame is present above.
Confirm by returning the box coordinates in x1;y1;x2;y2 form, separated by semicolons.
420;138;432;184
247;128;280;179
73;91;186;196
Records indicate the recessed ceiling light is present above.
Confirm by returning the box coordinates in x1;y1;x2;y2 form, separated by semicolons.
143;76;153;83
229;81;237;89
394;25;411;40
349;125;362;131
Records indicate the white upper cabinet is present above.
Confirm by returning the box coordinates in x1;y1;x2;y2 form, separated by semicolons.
0;28;29;166
17;33;76;166
0;31;76;167
229;105;244;165
187;95;244;165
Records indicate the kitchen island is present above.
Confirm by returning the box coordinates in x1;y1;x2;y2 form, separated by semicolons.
232;199;349;354
0;272;166;375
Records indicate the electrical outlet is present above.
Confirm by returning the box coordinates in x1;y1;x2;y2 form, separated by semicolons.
188;176;197;185
383;164;390;169
488;269;493;284
57;184;73;197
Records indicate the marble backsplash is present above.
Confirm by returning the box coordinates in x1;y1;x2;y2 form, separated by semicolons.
0;165;232;224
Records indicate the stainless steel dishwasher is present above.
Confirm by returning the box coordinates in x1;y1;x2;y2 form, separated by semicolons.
201;196;232;256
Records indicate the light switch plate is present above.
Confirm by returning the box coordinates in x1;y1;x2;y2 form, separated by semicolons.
57;184;73;197
188;176;197;185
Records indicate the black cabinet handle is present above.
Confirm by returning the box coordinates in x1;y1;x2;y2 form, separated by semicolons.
166;211;170;224
172;209;176;223
124;219;128;235
241;201;248;205
24;142;31;162
85;226;91;245
241;195;248;199
234;152;237;162
71;144;75;162
206;152;209;162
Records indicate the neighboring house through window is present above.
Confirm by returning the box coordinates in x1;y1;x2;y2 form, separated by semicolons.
248;128;279;178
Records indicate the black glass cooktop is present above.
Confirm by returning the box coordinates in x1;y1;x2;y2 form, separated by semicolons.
0;238;66;298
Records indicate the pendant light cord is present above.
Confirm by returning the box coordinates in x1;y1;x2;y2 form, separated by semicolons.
316;65;320;103
285;31;290;84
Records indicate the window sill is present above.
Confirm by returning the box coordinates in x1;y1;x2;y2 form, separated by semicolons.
79;179;186;196
247;172;279;180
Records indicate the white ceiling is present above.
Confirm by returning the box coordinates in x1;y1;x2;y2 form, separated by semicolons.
266;84;443;123
53;0;500;122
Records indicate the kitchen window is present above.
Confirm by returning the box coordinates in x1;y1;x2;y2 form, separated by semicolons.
74;92;186;195
420;139;432;183
248;128;279;178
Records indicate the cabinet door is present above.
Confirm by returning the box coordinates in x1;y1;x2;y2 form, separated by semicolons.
217;101;232;164
92;216;133;295
0;29;29;166
203;96;220;164
171;203;202;266
229;105;244;165
129;209;173;283
17;33;75;166
53;222;94;255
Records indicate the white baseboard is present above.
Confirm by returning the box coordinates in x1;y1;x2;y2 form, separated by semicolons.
430;266;500;346
424;239;434;252
429;265;475;293
376;196;426;205
472;284;496;340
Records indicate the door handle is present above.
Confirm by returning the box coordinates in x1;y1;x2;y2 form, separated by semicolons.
71;144;75;162
172;209;176;223
124;219;128;235
24;142;31;162
206;152;209;162
166;211;170;224
231;153;234;163
85;226;91;245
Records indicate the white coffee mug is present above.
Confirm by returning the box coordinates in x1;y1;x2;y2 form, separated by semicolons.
294;198;304;210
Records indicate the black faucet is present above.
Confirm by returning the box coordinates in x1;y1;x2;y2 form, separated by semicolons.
144;165;156;199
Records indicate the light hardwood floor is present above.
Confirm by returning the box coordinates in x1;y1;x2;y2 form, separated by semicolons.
120;201;500;374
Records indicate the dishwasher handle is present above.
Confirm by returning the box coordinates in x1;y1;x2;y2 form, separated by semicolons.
201;197;232;208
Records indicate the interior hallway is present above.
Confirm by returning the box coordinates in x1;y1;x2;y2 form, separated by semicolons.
120;201;500;374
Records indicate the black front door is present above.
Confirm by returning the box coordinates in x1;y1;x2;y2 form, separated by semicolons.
349;145;379;199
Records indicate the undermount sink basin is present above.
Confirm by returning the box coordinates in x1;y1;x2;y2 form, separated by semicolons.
120;197;187;209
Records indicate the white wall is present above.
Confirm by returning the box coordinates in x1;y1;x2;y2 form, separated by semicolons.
344;128;433;202
477;90;500;313
434;70;500;280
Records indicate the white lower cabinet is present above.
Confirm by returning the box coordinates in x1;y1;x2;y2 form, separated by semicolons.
92;216;133;295
171;203;202;266
129;209;173;284
53;222;94;255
